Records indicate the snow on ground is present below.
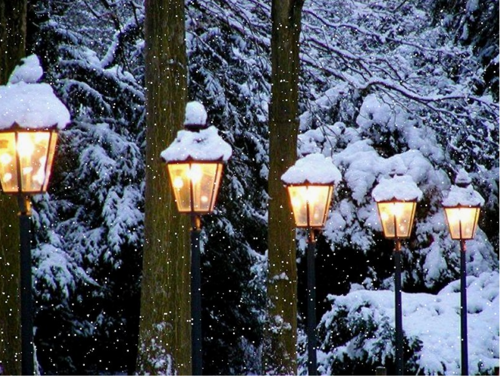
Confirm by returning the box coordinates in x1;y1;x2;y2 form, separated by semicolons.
320;271;499;375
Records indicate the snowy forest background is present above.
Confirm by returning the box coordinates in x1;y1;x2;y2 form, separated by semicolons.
3;0;498;374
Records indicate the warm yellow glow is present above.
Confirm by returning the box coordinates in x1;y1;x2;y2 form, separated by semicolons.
0;130;57;194
287;185;333;228
376;201;417;239
173;176;184;189
0;153;12;165
188;164;203;184
18;134;35;157
167;162;223;214
444;206;480;240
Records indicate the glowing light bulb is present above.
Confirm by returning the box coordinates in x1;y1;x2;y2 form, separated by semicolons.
18;135;35;157
188;165;202;183
3;173;12;182
0;153;12;165
173;176;184;189
201;195;208;203
391;203;404;217
23;167;33;175
34;170;45;185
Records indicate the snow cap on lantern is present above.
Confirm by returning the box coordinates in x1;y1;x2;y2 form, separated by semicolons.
372;174;423;202
0;54;70;131
442;169;484;207
442;169;483;240
281;153;342;185
161;101;231;214
282;153;342;228
372;175;422;239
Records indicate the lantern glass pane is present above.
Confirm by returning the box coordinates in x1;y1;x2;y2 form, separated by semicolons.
43;132;58;191
191;163;222;213
308;186;333;228
288;186;308;227
168;163;192;212
18;132;52;192
287;185;332;228
377;201;416;239
444;207;480;240
0;132;19;192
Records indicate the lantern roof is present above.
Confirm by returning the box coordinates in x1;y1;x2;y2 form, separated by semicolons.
0;55;70;130
161;126;232;163
372;174;423;202
281;153;342;185
442;184;484;207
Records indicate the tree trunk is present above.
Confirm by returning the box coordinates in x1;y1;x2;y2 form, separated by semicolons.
264;0;304;375
136;0;191;374
0;0;26;374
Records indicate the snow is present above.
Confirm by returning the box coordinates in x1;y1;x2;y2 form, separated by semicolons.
442;184;485;207
281;153;342;185
184;101;208;126
0;55;70;130
160;126;232;162
372;175;423;202
319;272;499;375
8;55;44;84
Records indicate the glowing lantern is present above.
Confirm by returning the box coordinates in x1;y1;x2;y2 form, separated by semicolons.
282;153;342;229
372;175;422;240
442;170;483;241
167;161;224;214
376;200;417;239
0;125;58;194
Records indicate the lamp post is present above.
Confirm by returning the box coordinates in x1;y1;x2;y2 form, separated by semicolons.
372;175;422;376
0;124;60;375
161;102;232;376
282;153;341;376
442;170;483;376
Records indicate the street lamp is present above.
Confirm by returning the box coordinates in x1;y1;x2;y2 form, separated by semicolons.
0;125;60;375
282;153;342;376
442;169;483;376
161;101;232;376
0;60;69;375
372;175;422;376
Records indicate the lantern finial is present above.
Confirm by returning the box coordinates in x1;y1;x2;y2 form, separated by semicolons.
184;101;208;131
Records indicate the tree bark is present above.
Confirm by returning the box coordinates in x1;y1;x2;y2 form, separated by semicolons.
0;0;26;374
136;0;191;374
264;0;304;375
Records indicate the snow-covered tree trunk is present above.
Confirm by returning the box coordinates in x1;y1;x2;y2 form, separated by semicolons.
136;0;191;374
264;0;304;374
0;0;25;373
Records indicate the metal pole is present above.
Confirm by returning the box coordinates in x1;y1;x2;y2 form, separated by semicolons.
18;195;34;375
306;229;318;376
460;239;469;376
394;239;403;376
191;215;202;376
